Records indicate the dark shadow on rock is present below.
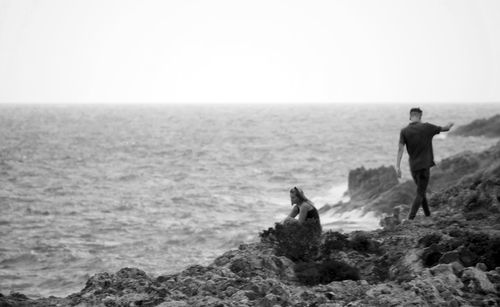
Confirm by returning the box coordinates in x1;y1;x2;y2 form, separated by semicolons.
295;260;360;286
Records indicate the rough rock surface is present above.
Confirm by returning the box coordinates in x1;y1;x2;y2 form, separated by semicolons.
451;114;500;138
320;166;414;216
2;143;500;307
324;141;500;217
348;166;399;201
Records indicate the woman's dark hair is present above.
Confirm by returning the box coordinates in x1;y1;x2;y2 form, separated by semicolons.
290;186;312;205
290;187;304;201
410;107;423;115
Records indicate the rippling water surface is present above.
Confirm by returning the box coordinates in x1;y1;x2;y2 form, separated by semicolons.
0;103;498;297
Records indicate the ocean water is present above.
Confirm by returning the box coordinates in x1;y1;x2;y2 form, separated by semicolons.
0;103;498;298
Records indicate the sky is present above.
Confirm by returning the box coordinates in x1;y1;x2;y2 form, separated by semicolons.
0;0;499;104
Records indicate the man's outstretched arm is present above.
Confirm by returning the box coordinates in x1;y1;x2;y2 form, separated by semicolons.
440;122;454;132
396;142;404;178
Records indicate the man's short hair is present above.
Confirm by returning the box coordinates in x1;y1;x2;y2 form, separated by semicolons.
410;107;423;115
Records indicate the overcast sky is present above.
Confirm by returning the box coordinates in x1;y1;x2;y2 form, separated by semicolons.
0;0;499;104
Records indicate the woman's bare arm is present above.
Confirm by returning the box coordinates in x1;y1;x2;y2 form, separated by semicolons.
298;205;309;223
287;205;299;219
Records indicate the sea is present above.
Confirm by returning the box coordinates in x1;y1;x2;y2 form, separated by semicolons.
0;103;499;298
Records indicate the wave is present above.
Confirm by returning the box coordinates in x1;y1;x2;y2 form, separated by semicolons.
116;173;139;181
0;253;39;266
25;207;50;216
312;183;381;232
312;183;349;209
321;208;380;232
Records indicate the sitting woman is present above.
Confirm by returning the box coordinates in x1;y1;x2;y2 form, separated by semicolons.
285;187;322;233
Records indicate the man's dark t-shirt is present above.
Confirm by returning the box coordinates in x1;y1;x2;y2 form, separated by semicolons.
399;122;441;171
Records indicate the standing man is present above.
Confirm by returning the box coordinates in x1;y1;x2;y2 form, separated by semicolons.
396;108;453;220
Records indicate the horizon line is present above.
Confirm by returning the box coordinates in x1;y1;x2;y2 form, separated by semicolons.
0;101;499;106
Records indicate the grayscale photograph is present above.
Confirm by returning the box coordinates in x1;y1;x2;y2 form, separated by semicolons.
0;1;499;306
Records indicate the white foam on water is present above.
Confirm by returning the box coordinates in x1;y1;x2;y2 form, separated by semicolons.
312;183;349;209
314;183;380;232
321;208;380;232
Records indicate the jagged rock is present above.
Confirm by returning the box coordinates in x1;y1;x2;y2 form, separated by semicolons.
157;301;189;307
429;264;464;290
310;280;369;303
418;232;442;248
367;180;416;215
213;243;296;281
430;151;482;191
379;207;401;230
421;244;443;267
348;166;399;201
476;262;488;272
327;177;415;217
462;267;497;294
67;267;167;306
487;270;500;285
450;261;465;275
318;303;343;307
451;114;500;138
439;251;460;264
365;275;467;307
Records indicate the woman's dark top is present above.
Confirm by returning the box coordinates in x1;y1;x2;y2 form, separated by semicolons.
305;206;320;221
302;205;322;233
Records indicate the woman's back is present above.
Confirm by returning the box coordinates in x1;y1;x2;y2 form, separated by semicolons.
301;203;321;232
305;205;320;221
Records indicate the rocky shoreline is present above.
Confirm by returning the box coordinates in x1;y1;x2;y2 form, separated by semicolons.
2;142;500;306
450;114;500;138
